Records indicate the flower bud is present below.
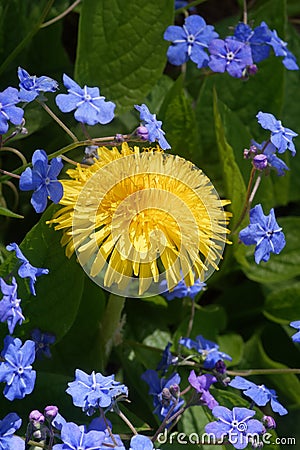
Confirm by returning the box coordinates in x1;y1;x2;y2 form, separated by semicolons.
262;415;276;429
214;360;226;374
44;405;59;420
253;154;268;170
169;383;180;399
136;125;149;141
29;410;45;424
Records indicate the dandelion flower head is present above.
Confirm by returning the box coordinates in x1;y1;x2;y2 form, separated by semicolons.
48;143;231;296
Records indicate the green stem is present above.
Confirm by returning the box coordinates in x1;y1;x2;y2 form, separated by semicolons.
0;146;27;165
38;101;79;142
98;294;126;370
243;0;248;24
40;0;81;28
232;166;257;234
176;0;208;15
227;368;300;376
116;409;138;436
0;0;55;76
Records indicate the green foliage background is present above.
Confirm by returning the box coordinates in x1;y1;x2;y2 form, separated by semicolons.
0;0;299;448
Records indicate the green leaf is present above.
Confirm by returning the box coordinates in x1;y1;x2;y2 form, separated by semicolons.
263;282;300;324
0;206;23;219
239;217;300;284
75;0;174;113
213;90;247;229
217;333;244;366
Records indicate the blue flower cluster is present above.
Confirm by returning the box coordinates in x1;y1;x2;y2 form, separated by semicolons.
164;15;298;78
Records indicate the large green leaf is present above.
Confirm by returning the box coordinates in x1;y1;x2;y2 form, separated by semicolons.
75;0;174;112
239;217;300;284
263;282;300;324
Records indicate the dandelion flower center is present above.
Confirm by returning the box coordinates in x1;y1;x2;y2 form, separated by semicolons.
48;143;231;297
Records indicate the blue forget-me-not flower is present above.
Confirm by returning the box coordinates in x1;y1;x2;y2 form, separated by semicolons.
208;37;253;78
156;342;178;374
19;149;63;213
239;204;286;264
205;406;264;449
179;335;232;369
257;111;298;155
0;413;24;450
229;376;288;415
30;328;56;358
233;21;272;63
135;104;170;150
18;67;58;102
52;421;106;450
0;277;24;334
0;336;36;401
56;74;115;126
0;87;24;135
66;369;128;416
161;277;206;300
164;15;218;68
269;29;299;70
6;242;49;295
290;321;300;343
129;434;157;450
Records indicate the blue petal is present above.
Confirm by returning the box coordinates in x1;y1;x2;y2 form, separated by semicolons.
31;187;48;213
55;93;80;113
74;102;99;125
19;167;34;191
166;43;189;65
164;25;186;42
256;112;278;131
270;398;288;415
96;100;116;124
48;157;63;179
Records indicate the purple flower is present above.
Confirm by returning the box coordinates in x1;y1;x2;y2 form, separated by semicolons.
233;22;272;63
164;15;218;68
253;154;268;170
162;277;206;300
52;421;106;450
290;320;300;343
0;336;36;401
0;277;24;334
0;412;24;450
179;335;232;369
30;328;56;358
6;242;49;295
239;204;286;264
56;74;115;125
0;87;24;135
19;149;63;213
141;369;184;421
269;29;299;70
208;38;253;78
134;104;170;150
256;112;298;155
229;376;288;415
156;342;178;374
18;67;58;102
252;140;289;176
188;370;219;409
66;369;128;416
205;406;264;449
129;435;154;450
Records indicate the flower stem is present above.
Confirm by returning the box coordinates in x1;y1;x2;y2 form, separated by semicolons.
40;0;81;28
232;166;257;234
151;400;178;442
116;409;138;436
37;101;79;142
186;299;195;338
1;146;27;165
175;0;208;15
0;168;20;179
243;0;248;24
227;368;300;376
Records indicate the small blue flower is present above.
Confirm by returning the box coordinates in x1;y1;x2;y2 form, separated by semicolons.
156;342;178;374
18;67;59;102
239;204;286;264
129;435;154;450
290;321;300;343
256;112;298;155
0;277;24;334
6;242;49;295
66;369;128;416
19;149;63;213
134;104;170;150
30;328;56;358
251;140;289;176
205;406;264;449
269;29;299;70
161;278;206;300
208;38;253;78
179;335;232;369
56;74;115;125
141;370;184;422
0;336;36;401
88;417;125;450
229;376;288;415
52;421;106;450
164;15;218;68
188;370;219;410
233;22;272;63
0;412;24;450
0;87;24;135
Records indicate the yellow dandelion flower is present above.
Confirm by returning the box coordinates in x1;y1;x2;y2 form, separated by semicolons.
48;143;231;297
